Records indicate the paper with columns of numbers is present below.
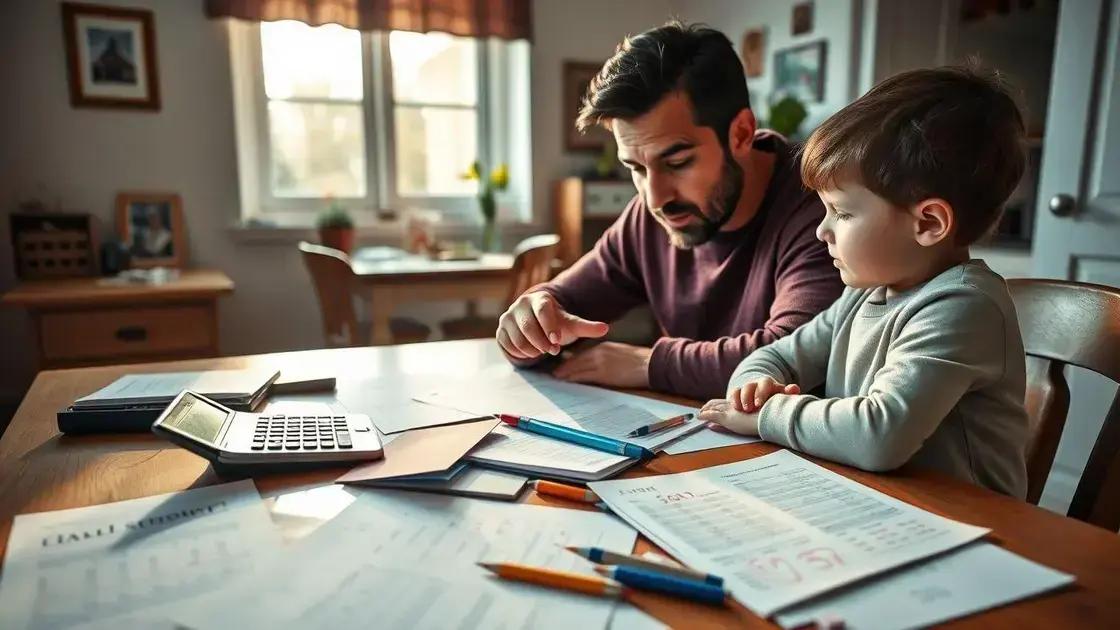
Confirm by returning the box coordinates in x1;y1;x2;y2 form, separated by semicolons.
168;490;638;630
775;542;1074;629
589;450;990;617
0;480;280;630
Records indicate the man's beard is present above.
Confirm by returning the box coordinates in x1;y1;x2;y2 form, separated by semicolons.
660;157;744;249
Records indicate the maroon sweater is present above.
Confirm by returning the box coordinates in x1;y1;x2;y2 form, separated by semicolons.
540;133;843;399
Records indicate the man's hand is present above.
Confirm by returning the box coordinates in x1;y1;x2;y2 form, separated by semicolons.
698;398;760;436
551;342;651;389
729;377;801;413
496;291;609;361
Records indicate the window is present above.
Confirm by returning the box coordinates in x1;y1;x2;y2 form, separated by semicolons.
229;20;530;225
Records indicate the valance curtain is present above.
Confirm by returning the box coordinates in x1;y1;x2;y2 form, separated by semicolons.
205;0;532;41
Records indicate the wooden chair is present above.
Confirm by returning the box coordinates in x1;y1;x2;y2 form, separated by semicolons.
299;242;430;346
439;234;561;340
1009;278;1120;530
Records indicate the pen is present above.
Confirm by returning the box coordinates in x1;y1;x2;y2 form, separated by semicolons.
478;562;623;597
625;412;694;438
497;413;656;460
532;480;600;503
566;546;724;586
593;565;728;605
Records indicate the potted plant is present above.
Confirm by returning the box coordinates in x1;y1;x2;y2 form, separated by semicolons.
316;200;355;254
461;160;510;252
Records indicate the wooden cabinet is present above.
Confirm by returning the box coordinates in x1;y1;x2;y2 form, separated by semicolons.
1;269;233;369
553;177;636;266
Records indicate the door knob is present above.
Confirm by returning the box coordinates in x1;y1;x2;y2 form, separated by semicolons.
1049;193;1076;217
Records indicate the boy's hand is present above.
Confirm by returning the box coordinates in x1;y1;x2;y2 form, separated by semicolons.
729;377;801;413
699;399;760;436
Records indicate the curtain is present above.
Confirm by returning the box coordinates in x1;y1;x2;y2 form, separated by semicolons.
205;0;532;41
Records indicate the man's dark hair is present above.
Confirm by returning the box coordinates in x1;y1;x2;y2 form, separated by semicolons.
801;64;1027;245
576;21;750;147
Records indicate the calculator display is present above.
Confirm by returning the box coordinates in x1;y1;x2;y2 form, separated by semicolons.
162;394;227;444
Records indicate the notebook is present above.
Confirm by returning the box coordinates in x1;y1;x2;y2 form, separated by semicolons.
73;368;281;410
359;464;529;501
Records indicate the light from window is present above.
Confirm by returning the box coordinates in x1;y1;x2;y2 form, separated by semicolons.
389;31;479;197
261;21;366;198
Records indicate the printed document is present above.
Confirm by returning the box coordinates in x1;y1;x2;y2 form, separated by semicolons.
775;542;1074;629
0;480;280;629
589;450;989;616
170;490;638;630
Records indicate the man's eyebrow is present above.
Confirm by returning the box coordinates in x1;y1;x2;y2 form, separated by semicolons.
618;142;696;167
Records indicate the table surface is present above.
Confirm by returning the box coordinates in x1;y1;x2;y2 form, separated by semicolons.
350;249;513;279
2;339;1118;628
0;269;234;308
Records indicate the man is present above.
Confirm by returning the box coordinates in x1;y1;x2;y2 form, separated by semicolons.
496;21;843;400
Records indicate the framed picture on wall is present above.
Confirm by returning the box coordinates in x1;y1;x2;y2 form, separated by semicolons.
61;2;161;110
792;1;815;36
563;61;613;153
774;41;827;103
116;192;187;268
742;28;766;78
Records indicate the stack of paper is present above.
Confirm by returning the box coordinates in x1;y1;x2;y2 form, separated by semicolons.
589;450;1074;624
416;366;701;481
73;368;280;411
166;491;639;629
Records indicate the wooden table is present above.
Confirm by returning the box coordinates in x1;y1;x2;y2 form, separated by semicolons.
1;339;1118;628
351;250;513;344
0;269;233;369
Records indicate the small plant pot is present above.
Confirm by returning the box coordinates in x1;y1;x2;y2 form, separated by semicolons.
319;227;355;254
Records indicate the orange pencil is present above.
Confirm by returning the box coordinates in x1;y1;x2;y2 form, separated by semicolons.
531;479;600;503
478;562;622;597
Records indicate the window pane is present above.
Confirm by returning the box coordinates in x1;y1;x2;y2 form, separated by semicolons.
269;102;366;198
261;21;362;100
389;31;477;105
395;106;477;196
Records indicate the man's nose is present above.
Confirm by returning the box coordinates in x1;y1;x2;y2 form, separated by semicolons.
644;170;674;210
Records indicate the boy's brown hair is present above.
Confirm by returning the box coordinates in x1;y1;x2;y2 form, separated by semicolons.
800;65;1026;245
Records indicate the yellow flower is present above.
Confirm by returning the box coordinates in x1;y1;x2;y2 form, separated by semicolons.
460;161;481;181
489;163;510;190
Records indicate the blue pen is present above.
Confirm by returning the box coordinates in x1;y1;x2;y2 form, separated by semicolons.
497;413;655;460
566;546;724;586
593;565;728;605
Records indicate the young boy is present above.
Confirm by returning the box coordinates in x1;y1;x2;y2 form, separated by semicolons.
699;66;1030;498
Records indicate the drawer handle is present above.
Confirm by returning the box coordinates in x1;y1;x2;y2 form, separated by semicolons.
115;326;149;342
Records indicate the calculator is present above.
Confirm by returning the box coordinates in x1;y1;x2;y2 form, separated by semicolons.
152;390;383;469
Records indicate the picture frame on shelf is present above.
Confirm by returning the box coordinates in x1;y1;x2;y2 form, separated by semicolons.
742;27;766;78
61;2;161;110
563;61;613;153
116;192;187;268
773;41;827;103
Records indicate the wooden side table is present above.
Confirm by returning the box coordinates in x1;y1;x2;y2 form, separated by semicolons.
1;269;234;369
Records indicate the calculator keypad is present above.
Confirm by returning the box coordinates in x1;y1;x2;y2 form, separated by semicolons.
251;415;353;452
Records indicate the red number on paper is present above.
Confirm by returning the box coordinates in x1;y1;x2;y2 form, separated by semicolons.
797;547;844;571
747;557;802;584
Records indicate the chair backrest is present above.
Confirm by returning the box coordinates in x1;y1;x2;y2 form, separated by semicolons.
506;234;561;306
299;241;360;347
1008;278;1120;529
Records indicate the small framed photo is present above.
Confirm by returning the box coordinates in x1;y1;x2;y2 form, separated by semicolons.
116;193;187;268
774;41;828;103
61;2;160;110
742;28;766;78
792;1;814;36
563;61;614;153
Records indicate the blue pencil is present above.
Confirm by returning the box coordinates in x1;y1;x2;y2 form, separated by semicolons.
566;546;724;586
498;413;655;460
593;565;728;605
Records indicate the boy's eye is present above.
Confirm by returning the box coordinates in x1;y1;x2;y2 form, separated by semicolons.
834;211;853;221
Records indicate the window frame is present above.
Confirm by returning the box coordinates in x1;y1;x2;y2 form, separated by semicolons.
230;21;530;227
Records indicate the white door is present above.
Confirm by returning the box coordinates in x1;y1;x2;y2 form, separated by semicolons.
1031;0;1120;513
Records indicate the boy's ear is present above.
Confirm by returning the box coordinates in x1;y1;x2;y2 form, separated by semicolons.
911;198;955;247
727;108;757;159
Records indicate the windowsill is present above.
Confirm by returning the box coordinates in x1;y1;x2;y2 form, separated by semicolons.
228;217;545;246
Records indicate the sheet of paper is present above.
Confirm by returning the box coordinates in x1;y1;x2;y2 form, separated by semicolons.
170;490;638;630
589;450;990;617
775;543;1074;629
661;425;761;455
335;374;481;434
416;365;702;450
609;603;669;630
0;480;281;630
74;369;275;406
468;423;637;481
